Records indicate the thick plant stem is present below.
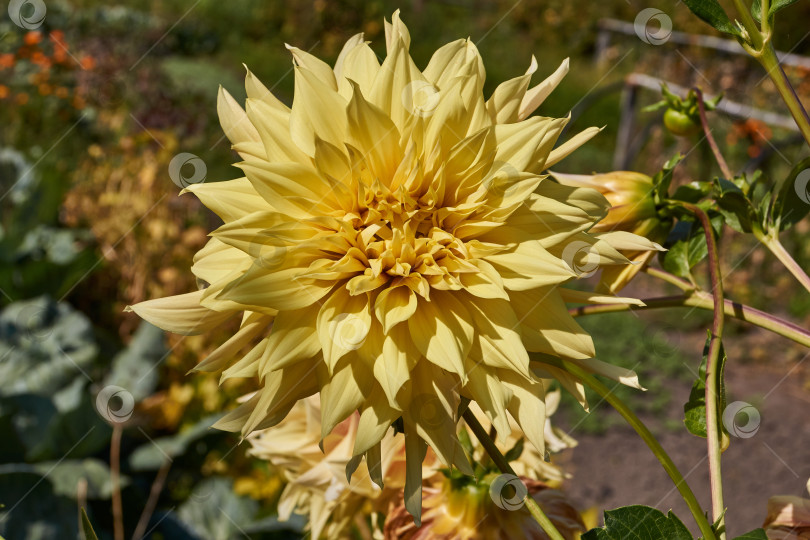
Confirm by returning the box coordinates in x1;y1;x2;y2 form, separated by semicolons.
695;88;733;179
568;293;810;349
758;44;810;148
754;227;810;294
682;203;726;539
559;359;717;540
462;409;565;540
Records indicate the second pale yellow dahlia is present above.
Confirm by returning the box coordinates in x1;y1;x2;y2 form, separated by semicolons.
130;11;661;522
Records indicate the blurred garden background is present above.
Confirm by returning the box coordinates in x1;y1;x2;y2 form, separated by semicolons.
1;0;809;538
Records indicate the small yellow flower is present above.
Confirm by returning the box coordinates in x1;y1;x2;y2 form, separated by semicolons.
129;11;661;522
550;170;668;293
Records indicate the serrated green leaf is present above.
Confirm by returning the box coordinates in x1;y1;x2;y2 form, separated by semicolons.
582;505;693;540
80;508;99;540
683;0;744;37
732;528;768;539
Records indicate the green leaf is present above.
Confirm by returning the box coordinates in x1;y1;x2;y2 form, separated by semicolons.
0;297;98;398
714;177;757;233
0;459;126;500
104;321;167;401
753;0;802;21
671;181;711;204
684;349;708;438
662;238;691;279
129;414;221;470
732;529;768;539
177;478;259;540
504;437;525;462
771;156;810;232
683;332;727;438
582;505;692;540
653;154;684;203
683;0;744;37
80;508;99;540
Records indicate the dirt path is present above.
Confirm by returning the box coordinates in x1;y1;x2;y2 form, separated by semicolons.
557;360;810;537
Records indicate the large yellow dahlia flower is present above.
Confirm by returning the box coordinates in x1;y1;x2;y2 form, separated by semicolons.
129;11;660;522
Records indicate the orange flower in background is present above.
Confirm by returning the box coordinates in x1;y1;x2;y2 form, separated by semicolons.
24;31;42;46
0;54;15;69
49;30;65;42
15;93;29;105
80;55;96;70
0;85;9;99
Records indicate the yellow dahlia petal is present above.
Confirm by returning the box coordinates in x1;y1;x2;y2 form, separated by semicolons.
217;86;262;158
519;57;570;120
126;290;234;336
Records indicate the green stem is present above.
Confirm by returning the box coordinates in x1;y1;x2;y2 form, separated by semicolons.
462;409;565;540
559;359;717;540
761;0;771;36
568;293;810;348
644;267;694;291
754;226;810;294
682;203;726;539
758;44;810;148
731;0;764;50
